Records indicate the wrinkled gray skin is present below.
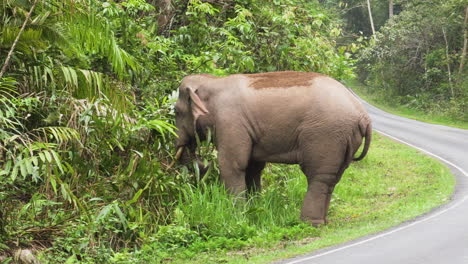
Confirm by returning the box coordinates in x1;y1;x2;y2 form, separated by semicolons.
174;71;372;225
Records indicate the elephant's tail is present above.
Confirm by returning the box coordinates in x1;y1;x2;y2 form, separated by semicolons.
353;116;372;161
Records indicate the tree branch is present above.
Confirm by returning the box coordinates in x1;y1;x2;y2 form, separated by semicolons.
0;0;39;79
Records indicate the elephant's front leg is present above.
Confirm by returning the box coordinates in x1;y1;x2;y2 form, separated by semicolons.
217;132;253;195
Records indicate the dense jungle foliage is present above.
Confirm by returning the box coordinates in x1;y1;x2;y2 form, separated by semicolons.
0;0;353;262
355;0;468;120
0;0;466;263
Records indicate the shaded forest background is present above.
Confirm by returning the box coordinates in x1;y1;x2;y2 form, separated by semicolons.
0;0;466;262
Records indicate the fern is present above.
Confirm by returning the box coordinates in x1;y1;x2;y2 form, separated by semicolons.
34;126;81;145
0;77;17;99
64;10;140;79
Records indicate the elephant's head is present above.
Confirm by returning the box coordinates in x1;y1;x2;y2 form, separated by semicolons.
172;78;213;172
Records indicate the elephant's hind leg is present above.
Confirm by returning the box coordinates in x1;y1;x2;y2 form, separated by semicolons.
245;160;266;194
298;130;352;226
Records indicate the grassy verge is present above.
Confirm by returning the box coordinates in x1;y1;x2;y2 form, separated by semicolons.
345;79;468;130
99;133;454;264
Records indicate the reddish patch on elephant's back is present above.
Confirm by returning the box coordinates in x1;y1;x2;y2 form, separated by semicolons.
248;71;324;89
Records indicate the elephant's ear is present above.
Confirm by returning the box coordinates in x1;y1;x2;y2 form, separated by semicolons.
188;87;209;124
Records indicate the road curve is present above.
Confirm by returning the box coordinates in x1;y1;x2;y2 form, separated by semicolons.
278;100;468;264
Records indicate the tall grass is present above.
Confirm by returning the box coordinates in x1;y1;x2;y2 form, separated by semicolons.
177;167;306;235
175;165;318;242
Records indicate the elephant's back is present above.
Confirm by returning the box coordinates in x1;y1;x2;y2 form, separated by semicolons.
219;72;367;128
308;75;365;114
244;71;325;90
241;72;365;116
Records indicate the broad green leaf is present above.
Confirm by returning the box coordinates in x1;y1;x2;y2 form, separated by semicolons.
50;175;57;193
11;165;18;181
19;161;27;177
125;189;144;207
38;152;46;162
26;160;34;174
51;150;64;173
44;151;52;163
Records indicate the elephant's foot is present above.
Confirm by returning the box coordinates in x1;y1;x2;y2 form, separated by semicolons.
300;214;327;227
225;183;247;196
300;198;328;227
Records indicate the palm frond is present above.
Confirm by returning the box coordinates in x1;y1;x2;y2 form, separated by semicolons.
0;77;18;98
60;66;106;99
33;126;81;146
60;65;79;90
143;119;177;142
65;12;140;79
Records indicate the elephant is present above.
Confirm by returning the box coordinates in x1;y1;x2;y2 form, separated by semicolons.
173;71;372;226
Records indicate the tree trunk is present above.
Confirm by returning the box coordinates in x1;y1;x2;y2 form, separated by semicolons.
442;28;454;97
389;0;394;18
0;0;39;79
366;0;377;38
157;0;173;34
459;6;468;74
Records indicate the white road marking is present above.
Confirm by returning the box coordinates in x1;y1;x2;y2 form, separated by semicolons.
375;129;468;177
285;129;468;264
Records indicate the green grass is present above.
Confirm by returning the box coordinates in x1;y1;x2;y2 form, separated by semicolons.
120;133;454;264
345;79;468;130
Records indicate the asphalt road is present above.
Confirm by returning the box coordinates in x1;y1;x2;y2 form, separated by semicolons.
278;100;468;264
